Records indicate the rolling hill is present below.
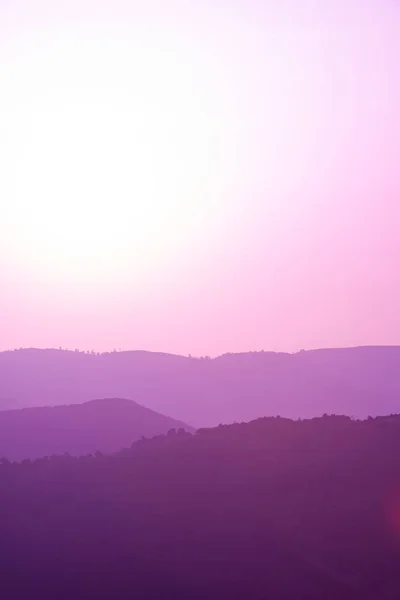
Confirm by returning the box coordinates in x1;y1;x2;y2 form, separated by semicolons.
1;346;400;426
2;414;400;598
0;398;193;461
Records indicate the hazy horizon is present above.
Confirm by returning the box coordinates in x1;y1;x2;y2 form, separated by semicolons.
2;342;400;358
2;2;400;597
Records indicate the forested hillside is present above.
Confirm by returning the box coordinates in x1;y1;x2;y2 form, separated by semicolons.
2;414;400;599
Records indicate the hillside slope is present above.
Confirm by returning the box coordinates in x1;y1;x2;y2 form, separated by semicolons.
2;414;400;598
0;398;193;461
1;346;400;425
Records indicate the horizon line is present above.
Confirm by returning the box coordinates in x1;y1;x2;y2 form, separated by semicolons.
1;344;400;359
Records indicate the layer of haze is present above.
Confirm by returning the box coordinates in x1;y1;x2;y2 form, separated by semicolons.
1;0;400;356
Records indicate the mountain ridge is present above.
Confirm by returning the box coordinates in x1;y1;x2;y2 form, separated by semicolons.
1;345;400;426
0;397;193;461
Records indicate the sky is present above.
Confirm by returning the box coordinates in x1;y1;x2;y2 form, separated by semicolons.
1;0;400;356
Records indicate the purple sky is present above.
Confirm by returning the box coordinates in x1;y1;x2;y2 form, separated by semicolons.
1;0;400;356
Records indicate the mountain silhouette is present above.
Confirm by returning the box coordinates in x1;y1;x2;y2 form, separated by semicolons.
2;414;400;598
0;398;193;461
1;346;400;426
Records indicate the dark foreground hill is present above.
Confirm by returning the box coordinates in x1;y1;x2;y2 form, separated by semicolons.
2;414;400;599
1;346;400;425
0;398;193;461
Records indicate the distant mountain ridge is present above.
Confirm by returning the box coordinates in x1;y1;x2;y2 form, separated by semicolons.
1;346;400;426
0;398;193;461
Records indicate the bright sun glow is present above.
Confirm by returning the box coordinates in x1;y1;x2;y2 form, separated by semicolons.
1;29;233;283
